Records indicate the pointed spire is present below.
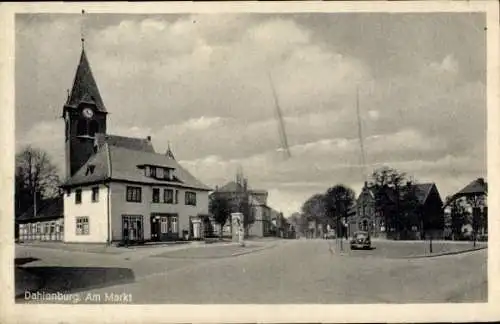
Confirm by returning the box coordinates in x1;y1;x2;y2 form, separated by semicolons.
66;46;106;112
165;141;176;160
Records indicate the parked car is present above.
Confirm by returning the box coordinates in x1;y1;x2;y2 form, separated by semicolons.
350;231;371;250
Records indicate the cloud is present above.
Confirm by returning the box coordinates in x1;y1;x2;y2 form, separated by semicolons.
176;116;224;131
429;54;459;75
16;14;486;216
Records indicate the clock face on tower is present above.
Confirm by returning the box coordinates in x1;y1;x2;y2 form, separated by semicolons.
82;107;94;119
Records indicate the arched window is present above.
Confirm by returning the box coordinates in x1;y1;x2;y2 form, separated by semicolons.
76;119;88;136
89;120;99;137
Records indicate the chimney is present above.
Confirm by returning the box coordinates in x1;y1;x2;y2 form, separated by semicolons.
146;136;151;141
364;181;368;188
478;177;485;184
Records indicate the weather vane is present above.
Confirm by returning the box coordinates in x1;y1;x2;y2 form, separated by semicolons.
81;9;86;48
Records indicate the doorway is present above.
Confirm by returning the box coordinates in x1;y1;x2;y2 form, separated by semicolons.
151;213;179;241
122;215;144;243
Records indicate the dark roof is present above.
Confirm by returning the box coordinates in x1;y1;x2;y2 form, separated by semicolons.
17;196;63;223
360;183;437;205
62;143;211;191
412;183;435;204
95;134;155;153
66;48;106;112
217;181;244;192
215;181;268;204
455;178;487;197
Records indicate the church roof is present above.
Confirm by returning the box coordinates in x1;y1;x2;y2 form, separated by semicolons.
66;48;106;112
62;143;211;191
95;134;155;153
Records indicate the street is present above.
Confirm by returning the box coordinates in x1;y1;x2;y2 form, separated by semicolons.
15;239;487;304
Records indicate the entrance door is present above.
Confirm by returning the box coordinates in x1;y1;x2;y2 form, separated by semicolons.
191;217;202;239
151;213;179;241
150;216;161;241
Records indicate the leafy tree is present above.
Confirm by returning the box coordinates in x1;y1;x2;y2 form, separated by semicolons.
399;182;421;238
301;193;327;222
324;184;355;238
288;212;306;236
369;166;412;239
301;193;328;237
446;196;467;240
15;146;61;218
209;193;232;239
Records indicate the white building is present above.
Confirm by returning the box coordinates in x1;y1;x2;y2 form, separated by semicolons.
60;45;211;244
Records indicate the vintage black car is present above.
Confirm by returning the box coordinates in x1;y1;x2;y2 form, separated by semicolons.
350;231;371;250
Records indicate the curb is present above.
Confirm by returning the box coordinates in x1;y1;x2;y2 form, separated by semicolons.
404;246;487;259
153;243;277;260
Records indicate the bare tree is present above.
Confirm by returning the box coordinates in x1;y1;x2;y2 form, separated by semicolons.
15;146;61;218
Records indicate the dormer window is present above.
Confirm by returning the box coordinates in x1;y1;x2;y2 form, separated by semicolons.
141;164;175;181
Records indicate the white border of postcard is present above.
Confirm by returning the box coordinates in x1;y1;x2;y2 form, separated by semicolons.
1;1;499;323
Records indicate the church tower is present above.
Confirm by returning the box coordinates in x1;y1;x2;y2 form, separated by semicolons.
63;44;107;180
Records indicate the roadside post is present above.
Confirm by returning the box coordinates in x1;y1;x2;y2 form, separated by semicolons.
231;212;245;246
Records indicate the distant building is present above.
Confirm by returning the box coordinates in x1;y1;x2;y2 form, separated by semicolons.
444;177;487;239
350;181;444;240
211;181;273;238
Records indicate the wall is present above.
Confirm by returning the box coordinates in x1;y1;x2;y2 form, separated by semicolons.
110;182;209;241
64;185;109;243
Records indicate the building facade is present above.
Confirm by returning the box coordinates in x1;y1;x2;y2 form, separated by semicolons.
60;45;211;244
212;181;273;238
350;182;444;240
443;178;488;240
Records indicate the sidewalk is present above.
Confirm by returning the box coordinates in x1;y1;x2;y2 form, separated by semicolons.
370;238;488;245
154;240;278;259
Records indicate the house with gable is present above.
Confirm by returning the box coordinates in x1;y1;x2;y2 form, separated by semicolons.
443;177;487;239
211;180;273;238
351;181;444;239
58;44;211;244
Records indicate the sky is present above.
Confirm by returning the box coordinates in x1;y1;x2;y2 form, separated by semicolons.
15;12;487;216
